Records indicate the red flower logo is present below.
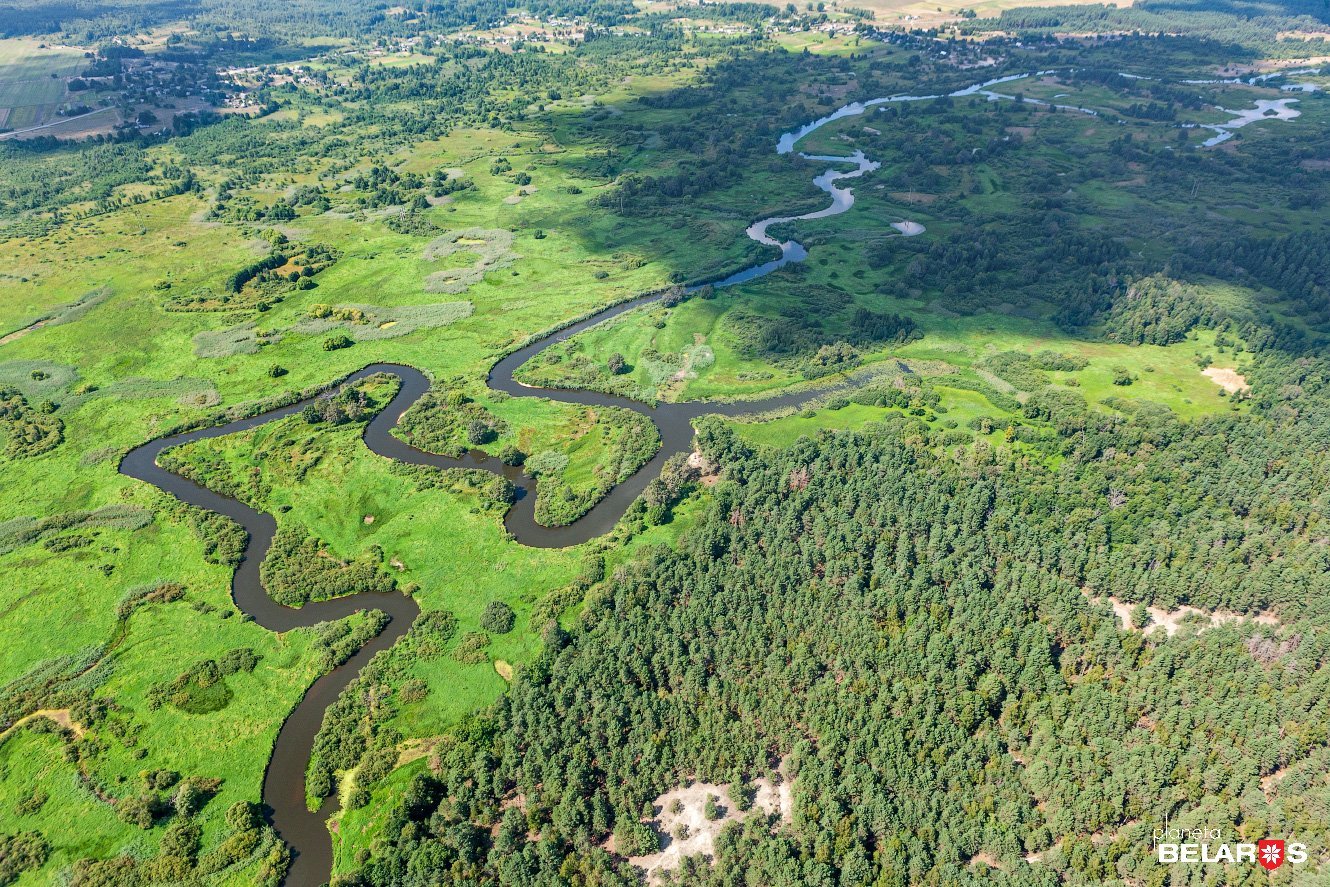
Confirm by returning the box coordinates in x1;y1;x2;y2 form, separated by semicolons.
1258;839;1285;871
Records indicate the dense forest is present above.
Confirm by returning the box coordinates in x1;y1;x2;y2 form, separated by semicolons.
344;329;1330;884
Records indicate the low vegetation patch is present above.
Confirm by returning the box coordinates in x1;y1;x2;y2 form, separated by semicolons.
192;322;282;359
0;505;152;557
0;387;62;458
167;241;340;313
147;648;260;715
422;228;518;294
259;524;396;607
292;301;473;342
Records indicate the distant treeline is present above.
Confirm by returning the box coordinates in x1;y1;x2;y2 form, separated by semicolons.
963;0;1330;55
2;0;641;40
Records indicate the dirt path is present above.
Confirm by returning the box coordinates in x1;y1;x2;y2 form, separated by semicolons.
0;708;83;744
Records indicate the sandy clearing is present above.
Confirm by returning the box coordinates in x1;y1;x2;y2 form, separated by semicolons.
1261;763;1291;799
969;852;1005;870
892;220;925;236
688;448;720;487
1202;366;1249;393
627;767;793;882
1089;591;1278;637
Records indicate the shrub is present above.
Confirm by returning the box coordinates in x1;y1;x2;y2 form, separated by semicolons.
0;387;63;458
0;832;49;884
14;788;48;816
186;508;247;567
260;525;395;607
225;801;261;832
159;819;201;864
1030;350;1088;372
453;632;490;665
465;418;494;446
323;334;353;351
480;601;516;635
525;450;569;477
396;389;508;457
703;795;722;820
116;794;165;829
484;476;516;506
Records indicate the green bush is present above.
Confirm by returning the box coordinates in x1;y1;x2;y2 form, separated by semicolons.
480;601;516;634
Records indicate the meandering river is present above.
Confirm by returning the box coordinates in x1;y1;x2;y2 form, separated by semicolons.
117;66;1300;884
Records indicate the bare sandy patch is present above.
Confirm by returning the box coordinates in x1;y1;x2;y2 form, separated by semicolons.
892;220;926;236
1261;763;1292;800
1088;591;1278;637
969;852;1005;870
1202;366;1249;393
688;448;720;487
627;767;793;882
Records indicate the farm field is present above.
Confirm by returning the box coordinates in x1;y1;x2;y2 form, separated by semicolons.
0;38;85;132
